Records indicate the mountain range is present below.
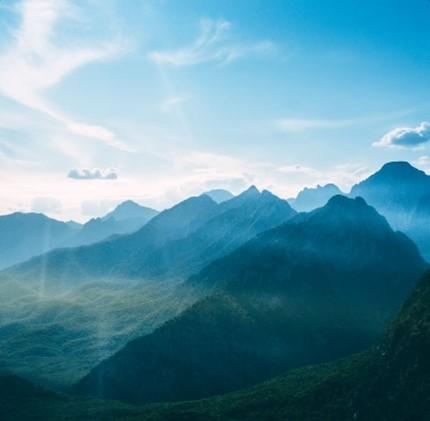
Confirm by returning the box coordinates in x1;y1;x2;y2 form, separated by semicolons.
0;213;77;270
288;183;343;212
63;201;158;247
0;201;158;271
5;187;295;286
75;195;425;404
2;260;430;420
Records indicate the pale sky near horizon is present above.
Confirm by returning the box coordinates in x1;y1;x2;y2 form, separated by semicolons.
0;0;430;222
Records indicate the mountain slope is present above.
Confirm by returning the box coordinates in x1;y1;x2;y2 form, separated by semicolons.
3;270;430;420
64;201;159;247
122;188;296;279
350;161;430;260
289;183;343;212
5;194;218;286
138;270;430;421
75;196;426;404
7;188;294;285
0;213;75;270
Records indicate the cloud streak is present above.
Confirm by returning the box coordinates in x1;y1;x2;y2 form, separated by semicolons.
0;0;128;149
68;168;118;180
274;118;356;132
148;18;276;67
373;121;430;148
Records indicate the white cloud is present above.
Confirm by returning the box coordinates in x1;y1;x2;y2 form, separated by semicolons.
0;0;128;149
68;168;118;180
373;122;430;148
148;18;276;67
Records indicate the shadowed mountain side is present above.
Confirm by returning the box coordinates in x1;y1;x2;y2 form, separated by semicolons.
4;194;218;286
2;272;430;420
350;161;430;260
125;270;430;421
75;196;426;405
120;189;296;279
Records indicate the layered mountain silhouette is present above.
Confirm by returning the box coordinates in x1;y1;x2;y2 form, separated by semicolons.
289;183;343;212
6;187;295;285
64;201;158;247
5;194;218;285
0;213;77;270
120;187;296;279
75;196;425;404
350;161;430;260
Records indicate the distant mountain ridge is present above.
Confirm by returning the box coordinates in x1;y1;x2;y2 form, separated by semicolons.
350;161;430;260
289;183;343;212
75;196;425;404
6;187;295;286
0;212;76;270
64;201;158;247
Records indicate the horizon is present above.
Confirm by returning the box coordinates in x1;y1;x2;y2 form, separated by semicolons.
0;158;423;223
1;0;430;221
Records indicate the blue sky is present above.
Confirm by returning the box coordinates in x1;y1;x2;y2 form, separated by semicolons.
0;0;429;221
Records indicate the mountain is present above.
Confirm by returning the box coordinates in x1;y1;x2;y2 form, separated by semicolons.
0;213;76;270
138;270;430;421
350;161;430;260
120;188;296;279
6;187;294;286
203;189;234;203
75;196;425;404
289;183;343;212
102;200;158;222
3;271;430;420
5;194;218;286
64;201;159;247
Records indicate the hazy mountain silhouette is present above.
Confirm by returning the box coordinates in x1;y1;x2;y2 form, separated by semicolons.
5;194;218;286
350;161;430;260
203;189;234;203
64;201;158;247
75;196;425;404
289;183;343;212
6;188;294;286
0;213;76;270
119;187;296;279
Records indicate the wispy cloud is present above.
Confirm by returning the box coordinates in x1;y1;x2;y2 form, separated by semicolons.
148;18;276;67
0;0;128;149
160;95;189;112
274;118;356;132
373;121;430;148
68;168;118;180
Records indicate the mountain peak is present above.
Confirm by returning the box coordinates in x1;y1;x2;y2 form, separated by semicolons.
103;200;158;222
290;183;343;212
240;185;260;197
379;161;426;177
326;194;366;208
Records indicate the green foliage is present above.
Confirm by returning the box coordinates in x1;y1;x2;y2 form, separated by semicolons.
75;196;425;405
0;279;197;388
